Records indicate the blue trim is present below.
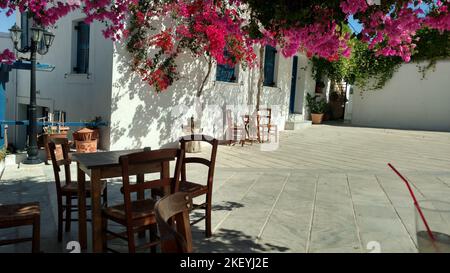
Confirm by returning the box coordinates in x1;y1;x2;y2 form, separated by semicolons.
0;120;108;127
11;60;55;72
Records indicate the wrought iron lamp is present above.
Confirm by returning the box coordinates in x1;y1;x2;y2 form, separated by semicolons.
9;23;55;164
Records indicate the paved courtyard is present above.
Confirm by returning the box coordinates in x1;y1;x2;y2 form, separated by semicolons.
1;124;450;253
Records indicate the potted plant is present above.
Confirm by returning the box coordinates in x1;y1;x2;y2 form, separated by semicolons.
73;128;97;153
306;93;328;124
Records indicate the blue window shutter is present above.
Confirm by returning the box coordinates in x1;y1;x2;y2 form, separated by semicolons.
216;64;236;82
75;22;90;74
20;12;29;48
264;46;276;86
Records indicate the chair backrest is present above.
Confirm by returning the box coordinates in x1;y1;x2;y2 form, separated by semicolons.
119;149;184;223
48;139;72;194
226;109;233;127
155;192;193;253
178;135;219;193
257;108;272;126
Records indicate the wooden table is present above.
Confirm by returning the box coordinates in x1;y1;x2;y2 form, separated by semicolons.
72;149;165;252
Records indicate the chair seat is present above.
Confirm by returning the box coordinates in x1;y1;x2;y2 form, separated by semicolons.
0;202;40;223
180;181;208;197
260;124;277;129
61;180;107;194
103;199;156;222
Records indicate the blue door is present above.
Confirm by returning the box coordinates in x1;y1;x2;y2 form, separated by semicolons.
289;56;298;113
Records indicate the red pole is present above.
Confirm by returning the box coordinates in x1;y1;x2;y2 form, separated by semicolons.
388;163;435;241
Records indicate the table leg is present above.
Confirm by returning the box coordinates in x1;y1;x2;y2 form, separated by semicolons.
90;169;103;253
77;163;87;250
137;174;145;239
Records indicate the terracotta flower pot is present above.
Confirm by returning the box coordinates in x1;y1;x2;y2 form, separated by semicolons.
75;139;98;153
311;113;324;124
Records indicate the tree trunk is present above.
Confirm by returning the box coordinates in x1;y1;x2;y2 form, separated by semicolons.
256;45;265;112
197;55;213;99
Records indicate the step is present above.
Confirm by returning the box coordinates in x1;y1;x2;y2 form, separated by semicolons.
288;114;305;122
284;120;312;130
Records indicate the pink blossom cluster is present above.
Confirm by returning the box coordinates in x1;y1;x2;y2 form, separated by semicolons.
0;0;79;26
0;49;15;65
361;5;424;62
340;0;368;16
341;0;450;62
424;1;450;32
170;0;255;66
279;22;352;61
130;0;257;91
81;0;139;40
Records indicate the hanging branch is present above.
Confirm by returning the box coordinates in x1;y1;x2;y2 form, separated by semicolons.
197;55;213;98
256;45;265;111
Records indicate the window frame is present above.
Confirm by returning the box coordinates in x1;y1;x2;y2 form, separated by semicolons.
263;45;277;87
73;20;91;74
215;63;238;83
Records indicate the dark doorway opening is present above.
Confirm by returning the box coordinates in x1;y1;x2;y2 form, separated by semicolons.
289;56;298;114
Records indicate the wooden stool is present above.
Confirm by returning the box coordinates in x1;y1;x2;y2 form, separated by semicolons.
0;202;40;253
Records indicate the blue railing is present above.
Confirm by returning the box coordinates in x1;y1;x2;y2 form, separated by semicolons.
0;120;108;127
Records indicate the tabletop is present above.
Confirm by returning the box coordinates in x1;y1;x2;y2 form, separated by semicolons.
72;149;145;169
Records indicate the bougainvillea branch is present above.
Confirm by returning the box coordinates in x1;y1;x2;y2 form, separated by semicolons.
0;49;15;65
0;0;449;90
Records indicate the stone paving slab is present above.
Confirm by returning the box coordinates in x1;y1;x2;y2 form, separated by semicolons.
1;124;450;253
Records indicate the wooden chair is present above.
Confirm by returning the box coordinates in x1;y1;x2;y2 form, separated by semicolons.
225;110;245;146
0;202;40;253
155;192;193;253
257;108;278;143
179;135;218;237
48;139;107;242
241;114;258;146
101;148;184;253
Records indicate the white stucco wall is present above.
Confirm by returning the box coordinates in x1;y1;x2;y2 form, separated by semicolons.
7;13;315;151
12;12;114;149
109;42;302;150
351;60;450;132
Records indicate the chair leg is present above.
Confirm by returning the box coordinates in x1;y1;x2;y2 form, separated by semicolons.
205;201;212;238
65;194;72;232
127;227;136;253
57;201;63;242
32;215;40;253
149;224;158;253
101;216;108;252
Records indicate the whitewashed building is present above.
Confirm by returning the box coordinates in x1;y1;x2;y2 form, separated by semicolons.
2;12;316;151
3;12;448;152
